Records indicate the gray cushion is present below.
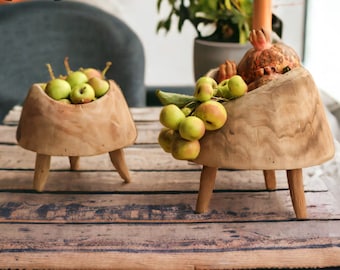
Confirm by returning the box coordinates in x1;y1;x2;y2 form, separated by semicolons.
0;0;145;121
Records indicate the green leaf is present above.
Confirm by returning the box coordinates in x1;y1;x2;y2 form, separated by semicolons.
155;0;254;43
156;0;163;12
225;0;232;10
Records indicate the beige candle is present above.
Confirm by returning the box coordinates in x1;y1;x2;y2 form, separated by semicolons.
252;0;272;32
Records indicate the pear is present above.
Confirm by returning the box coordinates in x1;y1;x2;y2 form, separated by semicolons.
178;116;205;141
82;68;102;79
171;137;200;160
194;100;227;131
159;104;186;130
82;61;112;80
100;61;112;79
181;107;193;116
45;78;71;100
228;75;248;97
196;76;217;89
158;128;175;153
45;63;71;100
88;77;110;98
70;83;96;104
216;79;232;98
58;98;71;104
64;57;88;88
66;71;88;88
194;82;215;102
194;76;218;101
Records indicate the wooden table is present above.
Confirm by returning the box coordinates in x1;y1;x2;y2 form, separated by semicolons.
1;106;340;269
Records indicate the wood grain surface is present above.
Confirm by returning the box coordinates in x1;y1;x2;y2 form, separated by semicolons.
195;67;335;169
16;81;137;156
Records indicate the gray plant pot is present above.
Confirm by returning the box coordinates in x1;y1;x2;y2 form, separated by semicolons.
193;38;251;81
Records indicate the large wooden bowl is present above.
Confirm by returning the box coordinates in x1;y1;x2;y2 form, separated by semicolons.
193;67;335;218
195;67;334;169
16;80;137;191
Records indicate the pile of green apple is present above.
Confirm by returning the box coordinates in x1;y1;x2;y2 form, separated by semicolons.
41;57;112;104
157;75;248;161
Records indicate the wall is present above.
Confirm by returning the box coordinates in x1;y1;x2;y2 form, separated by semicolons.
304;0;340;102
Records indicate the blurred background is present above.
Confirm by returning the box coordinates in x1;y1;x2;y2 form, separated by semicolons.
64;0;337;103
69;0;305;84
0;0;338;102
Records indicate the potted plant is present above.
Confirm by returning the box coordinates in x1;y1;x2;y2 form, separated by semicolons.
156;0;253;43
156;0;283;80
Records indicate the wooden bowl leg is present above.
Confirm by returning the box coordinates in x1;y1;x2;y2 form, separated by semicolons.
287;168;307;219
109;148;131;183
195;166;218;214
69;156;80;170
33;153;51;192
263;170;276;190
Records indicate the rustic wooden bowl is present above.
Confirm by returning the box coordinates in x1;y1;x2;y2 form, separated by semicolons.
16;80;137;191
193;67;335;219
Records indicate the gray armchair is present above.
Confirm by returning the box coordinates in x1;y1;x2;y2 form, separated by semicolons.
0;0;145;121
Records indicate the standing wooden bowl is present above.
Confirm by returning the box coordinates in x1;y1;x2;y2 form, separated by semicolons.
193;67;335;219
16;80;137;191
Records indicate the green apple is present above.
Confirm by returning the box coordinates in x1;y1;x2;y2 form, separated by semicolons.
45;78;71;100
194;100;227;130
196;76;217;89
159;104;186;130
88;77;110;98
216;79;232;98
158;128;175;153
178;116;205;141
171;137;200;160
66;70;88;88
228;75;248;98
70;83;95;104
194;82;215;102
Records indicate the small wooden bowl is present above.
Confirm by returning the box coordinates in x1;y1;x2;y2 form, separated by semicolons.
16;80;137;191
193;67;335;218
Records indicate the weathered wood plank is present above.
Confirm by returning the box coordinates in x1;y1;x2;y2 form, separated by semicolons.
0;169;327;192
0;190;339;223
0;125;15;144
1;248;340;270
0;144;200;171
1;144;335;181
1;221;340;252
0;121;162;145
136;121;162;144
130;106;162;122
0;222;339;269
2;105;22;126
